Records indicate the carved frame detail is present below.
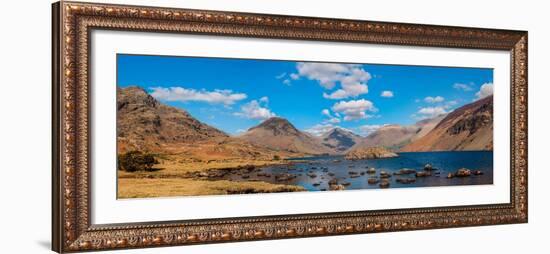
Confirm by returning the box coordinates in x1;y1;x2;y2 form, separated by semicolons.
52;1;528;252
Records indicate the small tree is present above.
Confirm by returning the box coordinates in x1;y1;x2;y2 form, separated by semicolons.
273;155;281;161
118;151;159;172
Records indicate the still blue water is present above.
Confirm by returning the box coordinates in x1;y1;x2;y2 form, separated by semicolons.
224;151;493;191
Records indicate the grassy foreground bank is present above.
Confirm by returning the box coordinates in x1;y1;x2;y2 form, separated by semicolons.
118;178;304;198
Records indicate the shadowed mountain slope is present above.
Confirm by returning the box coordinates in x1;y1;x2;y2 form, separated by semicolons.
401;95;493;152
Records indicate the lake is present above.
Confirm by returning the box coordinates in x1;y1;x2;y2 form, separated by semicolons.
221;151;493;191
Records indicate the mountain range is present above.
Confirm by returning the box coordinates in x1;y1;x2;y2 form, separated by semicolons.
117;86;493;158
350;114;446;152
117;86;298;161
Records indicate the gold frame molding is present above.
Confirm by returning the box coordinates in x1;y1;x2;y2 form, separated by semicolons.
52;1;528;252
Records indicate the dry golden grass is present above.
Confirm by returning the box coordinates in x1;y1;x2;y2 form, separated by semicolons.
157;156;286;173
116;150;307;198
118;178;305;198
117;157;289;179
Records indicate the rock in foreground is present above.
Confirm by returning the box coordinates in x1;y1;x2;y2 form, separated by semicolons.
344;147;398;160
455;168;472;177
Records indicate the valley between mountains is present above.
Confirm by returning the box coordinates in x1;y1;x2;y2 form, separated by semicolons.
117;86;493;198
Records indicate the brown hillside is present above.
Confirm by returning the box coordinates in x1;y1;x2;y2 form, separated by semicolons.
117;86;228;152
400;95;493;152
351;115;445;151
237;117;333;155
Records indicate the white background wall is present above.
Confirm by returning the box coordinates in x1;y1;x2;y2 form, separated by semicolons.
0;0;547;253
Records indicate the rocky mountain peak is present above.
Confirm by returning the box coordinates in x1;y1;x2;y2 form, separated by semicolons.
239;117;332;155
117;86;160;110
250;117;300;136
117;86;227;152
320;127;362;154
326;127;355;136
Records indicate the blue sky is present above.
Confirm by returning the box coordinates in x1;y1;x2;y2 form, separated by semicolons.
117;54;493;136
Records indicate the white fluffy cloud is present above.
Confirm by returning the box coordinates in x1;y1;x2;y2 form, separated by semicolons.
321;109;341;123
444;100;458;110
275;73;292;86
234;98;276;120
275;73;287;79
150;87;247;106
305;124;337;136
380;91;394;98
295;63;351;89
282;79;291;86
331;99;377;121
293;63;371;99
424;96;445;103
453;83;474;91
416;106;447;119
475;83;494;99
327;118;341;123
305;124;353;137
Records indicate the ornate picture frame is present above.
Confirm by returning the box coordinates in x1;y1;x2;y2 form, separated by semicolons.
52;1;527;252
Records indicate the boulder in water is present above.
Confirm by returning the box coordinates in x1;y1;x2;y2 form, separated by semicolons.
380;171;392;178
455;168;472;177
394;168;417;175
379;180;390;188
424;164;434;171
368;178;379;184
473;170;484;175
416;171;432;177
396;177;416;184
275;173;296;181
330;184;346;191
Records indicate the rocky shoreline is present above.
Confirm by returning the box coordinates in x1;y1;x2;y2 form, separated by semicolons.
119;152;489;197
183;160;486;191
121;159;486;190
344;147;398;160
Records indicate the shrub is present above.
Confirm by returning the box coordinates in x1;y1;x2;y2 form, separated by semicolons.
273;155;281;160
118;151;159;172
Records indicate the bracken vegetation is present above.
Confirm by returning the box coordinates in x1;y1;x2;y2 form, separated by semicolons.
118;151;159;172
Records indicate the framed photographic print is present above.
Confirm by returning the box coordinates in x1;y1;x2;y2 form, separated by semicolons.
52;1;528;252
